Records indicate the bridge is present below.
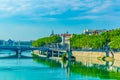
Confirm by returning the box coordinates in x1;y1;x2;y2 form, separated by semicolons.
0;46;50;56
0;45;66;58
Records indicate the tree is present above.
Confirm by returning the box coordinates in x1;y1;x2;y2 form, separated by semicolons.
32;35;62;47
71;28;120;49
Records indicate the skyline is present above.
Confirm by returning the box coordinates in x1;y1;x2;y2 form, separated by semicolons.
0;0;120;40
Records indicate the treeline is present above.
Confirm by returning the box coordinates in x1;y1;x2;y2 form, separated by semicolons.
71;28;120;49
32;35;62;47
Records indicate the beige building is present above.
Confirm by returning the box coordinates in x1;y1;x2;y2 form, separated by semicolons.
61;32;72;45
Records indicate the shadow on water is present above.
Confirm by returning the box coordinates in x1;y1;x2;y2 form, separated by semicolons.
1;52;117;80
0;55;33;59
32;54;61;68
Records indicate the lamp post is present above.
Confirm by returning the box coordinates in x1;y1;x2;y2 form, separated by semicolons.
67;39;71;61
66;39;71;78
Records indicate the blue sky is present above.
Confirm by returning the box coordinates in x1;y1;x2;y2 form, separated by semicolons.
0;0;120;40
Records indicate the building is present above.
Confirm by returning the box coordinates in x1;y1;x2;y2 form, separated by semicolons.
50;30;60;37
0;39;33;46
61;32;72;45
83;29;107;35
50;30;55;36
50;30;72;44
50;30;72;49
19;41;33;46
0;40;5;46
60;32;72;50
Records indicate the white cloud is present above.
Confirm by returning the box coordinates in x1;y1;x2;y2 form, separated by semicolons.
0;0;56;17
0;0;119;20
89;0;112;13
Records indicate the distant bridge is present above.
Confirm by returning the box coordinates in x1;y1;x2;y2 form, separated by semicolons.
0;46;49;56
0;46;66;58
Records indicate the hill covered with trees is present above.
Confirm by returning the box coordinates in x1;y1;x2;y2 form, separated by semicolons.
32;28;120;49
71;28;120;49
32;35;62;47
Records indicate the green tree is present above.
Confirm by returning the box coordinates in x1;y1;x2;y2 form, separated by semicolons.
71;28;120;49
32;35;62;47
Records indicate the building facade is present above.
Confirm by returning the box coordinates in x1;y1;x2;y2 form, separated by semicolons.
50;31;72;49
83;29;107;35
0;39;32;46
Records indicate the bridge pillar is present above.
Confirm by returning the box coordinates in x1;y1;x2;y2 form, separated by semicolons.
41;50;44;55
52;50;54;57
106;50;109;57
104;45;110;57
46;50;49;57
67;40;72;61
40;50;42;55
16;50;21;58
39;50;41;54
58;50;60;58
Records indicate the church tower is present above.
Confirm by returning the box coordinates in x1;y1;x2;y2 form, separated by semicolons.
50;30;54;36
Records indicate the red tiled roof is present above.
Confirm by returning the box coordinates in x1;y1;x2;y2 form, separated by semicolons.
61;34;71;37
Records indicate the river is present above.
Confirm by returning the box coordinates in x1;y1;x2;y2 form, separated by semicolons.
0;51;119;80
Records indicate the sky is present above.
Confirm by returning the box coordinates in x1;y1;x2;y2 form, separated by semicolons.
0;0;120;41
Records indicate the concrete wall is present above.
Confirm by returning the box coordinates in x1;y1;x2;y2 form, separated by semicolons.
72;51;105;58
72;51;120;60
72;51;120;67
72;51;106;65
33;50;120;61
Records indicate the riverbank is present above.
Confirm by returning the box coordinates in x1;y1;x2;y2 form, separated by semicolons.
33;50;62;61
33;50;120;67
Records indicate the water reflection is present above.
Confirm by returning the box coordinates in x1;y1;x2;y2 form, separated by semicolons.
32;54;61;68
0;51;120;80
32;54;120;80
0;51;32;59
71;59;120;80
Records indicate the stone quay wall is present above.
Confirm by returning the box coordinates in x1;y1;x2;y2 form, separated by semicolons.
72;51;120;61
